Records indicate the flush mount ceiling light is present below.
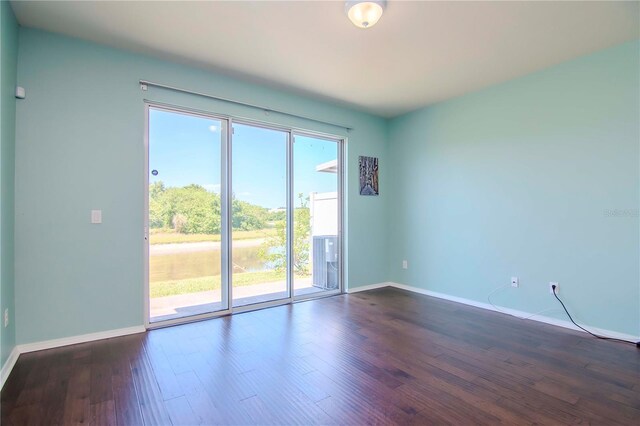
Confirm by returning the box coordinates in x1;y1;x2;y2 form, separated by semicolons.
345;0;386;29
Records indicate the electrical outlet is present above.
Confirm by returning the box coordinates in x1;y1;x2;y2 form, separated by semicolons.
402;260;408;269
4;308;8;328
549;282;559;295
91;209;102;224
511;277;519;288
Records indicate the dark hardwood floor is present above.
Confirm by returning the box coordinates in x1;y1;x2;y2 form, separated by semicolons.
2;287;639;425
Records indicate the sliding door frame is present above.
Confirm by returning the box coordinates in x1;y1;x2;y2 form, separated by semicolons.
228;119;294;312
144;103;233;329
144;102;345;329
291;130;344;302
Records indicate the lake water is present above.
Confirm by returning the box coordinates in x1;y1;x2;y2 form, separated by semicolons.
150;245;267;282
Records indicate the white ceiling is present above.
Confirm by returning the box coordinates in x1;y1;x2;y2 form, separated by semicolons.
10;0;640;118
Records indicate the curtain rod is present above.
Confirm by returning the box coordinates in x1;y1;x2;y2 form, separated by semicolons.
139;80;353;132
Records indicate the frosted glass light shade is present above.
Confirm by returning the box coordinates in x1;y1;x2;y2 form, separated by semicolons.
345;1;386;29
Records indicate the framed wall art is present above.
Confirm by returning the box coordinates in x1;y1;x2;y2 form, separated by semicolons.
359;156;379;196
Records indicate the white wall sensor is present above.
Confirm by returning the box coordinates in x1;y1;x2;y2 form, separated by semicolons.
15;86;26;99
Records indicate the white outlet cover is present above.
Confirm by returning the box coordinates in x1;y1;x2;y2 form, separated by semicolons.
91;209;102;224
402;260;408;269
550;282;559;294
511;277;519;287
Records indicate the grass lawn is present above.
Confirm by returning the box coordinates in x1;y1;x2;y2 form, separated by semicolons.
150;270;309;298
150;228;276;245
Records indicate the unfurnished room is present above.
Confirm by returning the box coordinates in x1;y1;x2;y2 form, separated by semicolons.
0;0;639;424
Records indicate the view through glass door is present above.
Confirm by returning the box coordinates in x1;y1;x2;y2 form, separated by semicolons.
231;123;289;307
146;105;342;324
147;107;227;322
293;134;341;298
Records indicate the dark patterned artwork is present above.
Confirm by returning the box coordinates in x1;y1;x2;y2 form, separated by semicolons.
359;156;379;196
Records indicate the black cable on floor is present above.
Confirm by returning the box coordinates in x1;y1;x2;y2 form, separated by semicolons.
551;287;638;347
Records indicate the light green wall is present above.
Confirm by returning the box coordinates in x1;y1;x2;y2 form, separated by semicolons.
1;0;18;367
12;25;639;345
388;40;640;336
15;28;388;344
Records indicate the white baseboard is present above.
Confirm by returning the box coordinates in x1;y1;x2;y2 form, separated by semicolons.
18;325;146;354
347;282;392;294
2;284;637;391
0;325;146;390
389;282;640;342
0;346;20;389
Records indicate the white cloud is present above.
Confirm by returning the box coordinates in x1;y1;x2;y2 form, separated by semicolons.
209;125;218;132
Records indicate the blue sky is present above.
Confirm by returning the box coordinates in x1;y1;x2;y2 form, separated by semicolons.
149;108;337;209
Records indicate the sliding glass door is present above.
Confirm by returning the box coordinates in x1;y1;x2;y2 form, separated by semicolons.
146;105;342;325
292;134;340;298
231;123;289;307
147;107;228;322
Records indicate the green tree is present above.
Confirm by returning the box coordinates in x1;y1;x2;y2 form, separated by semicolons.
149;182;269;234
149;182;167;228
267;209;286;222
259;193;311;275
232;198;268;231
175;184;221;234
